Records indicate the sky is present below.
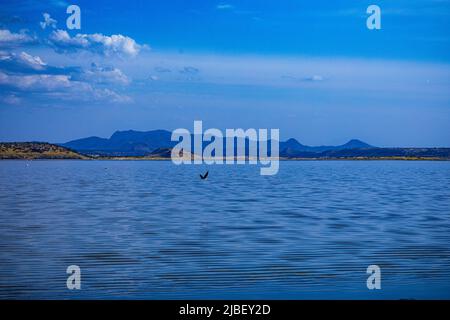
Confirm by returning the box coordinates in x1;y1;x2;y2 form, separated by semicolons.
0;0;449;147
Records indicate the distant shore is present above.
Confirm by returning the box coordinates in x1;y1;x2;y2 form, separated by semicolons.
2;156;449;161
1;142;450;161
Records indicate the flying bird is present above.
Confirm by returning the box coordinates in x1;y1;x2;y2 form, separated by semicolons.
200;171;209;180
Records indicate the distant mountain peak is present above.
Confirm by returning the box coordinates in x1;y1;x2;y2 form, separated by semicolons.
283;138;305;148
286;138;300;144
347;139;364;143
342;139;372;148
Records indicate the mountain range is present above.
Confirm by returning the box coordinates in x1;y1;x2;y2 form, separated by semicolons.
1;128;448;160
61;129;374;157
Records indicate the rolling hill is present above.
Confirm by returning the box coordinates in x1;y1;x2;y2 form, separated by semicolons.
0;142;88;160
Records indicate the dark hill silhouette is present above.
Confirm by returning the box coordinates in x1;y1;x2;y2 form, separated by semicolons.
62;129;374;157
62;130;177;156
59;129;450;159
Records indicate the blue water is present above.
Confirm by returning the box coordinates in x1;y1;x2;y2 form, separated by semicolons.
0;160;449;299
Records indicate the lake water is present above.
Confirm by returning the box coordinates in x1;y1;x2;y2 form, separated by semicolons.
0;160;449;299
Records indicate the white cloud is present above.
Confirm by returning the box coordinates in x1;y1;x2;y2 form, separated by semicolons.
93;88;133;103
0;29;35;46
0;47;133;104
75;63;130;85
40;13;57;29
0;71;132;103
305;75;324;82
0;51;78;75
16;52;47;70
0;71;73;90
49;30;145;58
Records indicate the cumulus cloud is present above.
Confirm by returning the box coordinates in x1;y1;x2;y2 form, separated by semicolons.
0;51;129;85
0;50;132;104
17;51;47;70
93;88;133;104
0;51;77;75
0;71;75;90
49;29;145;58
40;13;57;29
0;51;46;72
0;29;35;46
0;71;132;103
73;63;130;85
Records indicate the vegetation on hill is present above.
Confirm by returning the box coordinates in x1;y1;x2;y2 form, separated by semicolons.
0;142;89;160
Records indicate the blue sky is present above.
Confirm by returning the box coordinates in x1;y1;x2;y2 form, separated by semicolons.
0;0;449;146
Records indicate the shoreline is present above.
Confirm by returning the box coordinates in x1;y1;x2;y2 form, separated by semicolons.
2;142;450;161
1;157;449;161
